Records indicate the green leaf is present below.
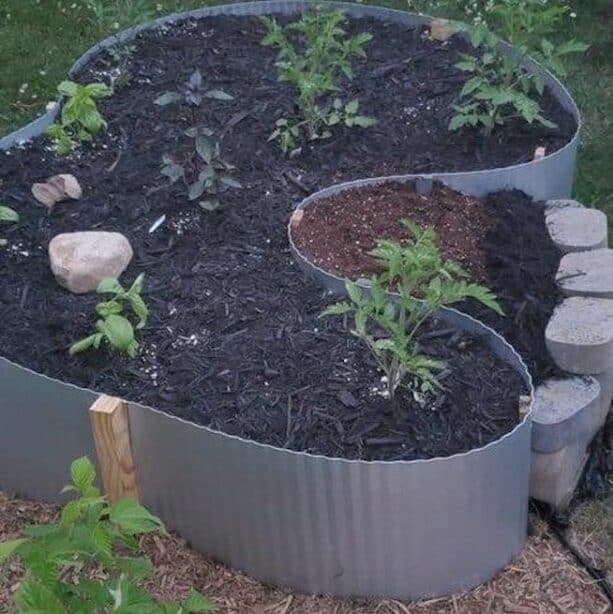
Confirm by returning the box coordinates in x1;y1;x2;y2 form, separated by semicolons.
154;91;181;106
345;99;359;115
102;314;135;353
0;538;26;563
57;80;78;97
0;205;19;223
70;456;96;493
352;115;377;128
183;589;214;613
69;334;102;355
129;294;149;329
128;273;145;296
109;499;165;535
96;300;123;318
115;556;154;581
220;175;242;189
97;277;123;294
16;579;65;614
188;178;206;201
195;136;214;163
320;301;352;318
346;280;363;306
204;89;234;101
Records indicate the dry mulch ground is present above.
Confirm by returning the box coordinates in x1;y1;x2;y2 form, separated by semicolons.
0;493;610;614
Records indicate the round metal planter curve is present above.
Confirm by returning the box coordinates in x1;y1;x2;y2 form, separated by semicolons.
0;1;580;200
0;0;537;601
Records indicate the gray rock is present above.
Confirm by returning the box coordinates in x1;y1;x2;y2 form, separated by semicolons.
545;297;613;374
531;377;602;453
49;231;133;294
556;248;613;298
546;208;607;254
530;437;591;510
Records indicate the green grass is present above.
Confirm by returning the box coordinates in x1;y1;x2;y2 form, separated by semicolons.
0;0;611;221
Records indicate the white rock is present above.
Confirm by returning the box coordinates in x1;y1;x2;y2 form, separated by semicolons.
49;231;133;294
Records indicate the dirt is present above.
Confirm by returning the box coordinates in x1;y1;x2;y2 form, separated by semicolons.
292;181;489;280
0;13;571;462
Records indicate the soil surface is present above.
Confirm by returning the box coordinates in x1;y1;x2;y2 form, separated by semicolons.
0;13;568;462
1;493;610;613
292;181;564;383
292;181;490;280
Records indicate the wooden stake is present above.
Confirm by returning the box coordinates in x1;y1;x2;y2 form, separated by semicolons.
89;395;139;502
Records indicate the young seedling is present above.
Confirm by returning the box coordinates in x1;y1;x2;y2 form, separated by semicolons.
70;273;149;358
0;456;212;613
0;204;19;246
154;69;233;107
449;23;557;135
161;126;242;211
321;219;503;400
261;9;376;153
46;80;112;155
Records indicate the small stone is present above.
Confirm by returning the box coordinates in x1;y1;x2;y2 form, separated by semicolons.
546;207;607;254
49;231;133;294
546;297;613;374
32;174;82;210
531;377;602;453
430;18;452;41
556;248;613;298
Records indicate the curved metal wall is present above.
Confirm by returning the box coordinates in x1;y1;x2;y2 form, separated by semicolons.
0;1;543;600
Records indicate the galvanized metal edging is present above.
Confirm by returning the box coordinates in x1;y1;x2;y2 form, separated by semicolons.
0;0;550;600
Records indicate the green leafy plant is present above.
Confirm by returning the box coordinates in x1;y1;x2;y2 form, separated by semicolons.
161;127;242;211
46;80;112;155
449;22;557;135
487;0;587;77
0;204;19;246
154;69;233;107
261;9;375;153
0;456;212;613
321;219;503;400
70;274;149;358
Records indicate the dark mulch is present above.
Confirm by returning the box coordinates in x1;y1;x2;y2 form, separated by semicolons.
0;13;568;462
291;181;564;383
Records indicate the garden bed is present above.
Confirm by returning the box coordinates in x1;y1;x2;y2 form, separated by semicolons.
0;1;589;599
0;8;569;461
291;180;564;383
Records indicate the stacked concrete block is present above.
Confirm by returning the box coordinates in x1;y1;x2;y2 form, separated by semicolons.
530;201;612;509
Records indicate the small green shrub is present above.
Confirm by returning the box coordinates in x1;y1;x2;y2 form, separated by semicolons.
70;274;149;358
0;456;212;613
261;9;375;153
321;219;503;400
161;127;242;211
449;23;557;135
46;80;112;155
0;204;19;246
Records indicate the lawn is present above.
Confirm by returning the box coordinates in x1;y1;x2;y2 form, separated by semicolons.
0;0;611;220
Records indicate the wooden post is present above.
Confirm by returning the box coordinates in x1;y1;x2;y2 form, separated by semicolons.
89;395;139;502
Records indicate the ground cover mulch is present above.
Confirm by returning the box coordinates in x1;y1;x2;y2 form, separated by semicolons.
0;492;610;613
0;14;567;462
